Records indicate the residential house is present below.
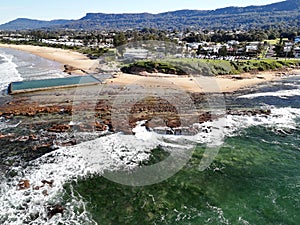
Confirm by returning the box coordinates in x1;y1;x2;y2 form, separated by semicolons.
294;47;300;58
123;48;149;59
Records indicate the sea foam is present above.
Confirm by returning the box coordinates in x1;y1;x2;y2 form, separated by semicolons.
0;106;299;224
0;51;23;91
237;88;300;99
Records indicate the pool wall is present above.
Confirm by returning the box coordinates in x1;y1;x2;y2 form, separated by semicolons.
8;75;103;94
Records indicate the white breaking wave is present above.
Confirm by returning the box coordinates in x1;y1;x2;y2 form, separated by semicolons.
238;88;300;99
226;107;300;132
0;119;222;224
0;125;197;224
0;52;23;91
0;118;21;131
0;48;68;94
0;107;299;224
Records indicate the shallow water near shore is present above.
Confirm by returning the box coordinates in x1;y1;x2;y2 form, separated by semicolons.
0;48;66;94
1;108;299;225
2;107;298;225
1;101;299;224
65;124;300;225
0;49;299;224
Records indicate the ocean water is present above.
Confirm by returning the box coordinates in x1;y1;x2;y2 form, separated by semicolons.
0;50;299;224
0;48;66;94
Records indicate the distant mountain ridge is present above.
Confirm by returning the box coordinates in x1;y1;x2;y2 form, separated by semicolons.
0;18;72;30
0;0;299;31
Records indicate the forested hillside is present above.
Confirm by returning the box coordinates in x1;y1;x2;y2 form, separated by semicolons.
0;0;299;30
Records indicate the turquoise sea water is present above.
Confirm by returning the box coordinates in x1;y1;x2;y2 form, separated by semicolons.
0;47;66;93
1;78;300;225
10;75;100;93
0;47;299;224
62;123;299;225
61;76;300;225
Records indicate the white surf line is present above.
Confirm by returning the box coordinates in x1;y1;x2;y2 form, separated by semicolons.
1;108;299;224
0;51;23;91
0;125;192;224
238;88;300;99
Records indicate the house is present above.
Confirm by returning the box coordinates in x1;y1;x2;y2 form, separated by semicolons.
284;46;293;53
187;43;201;50
123;48;149;59
227;40;239;46
294;47;300;58
246;45;258;52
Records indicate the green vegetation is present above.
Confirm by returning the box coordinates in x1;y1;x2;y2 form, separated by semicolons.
0;38;110;59
230;59;300;73
263;38;288;45
121;61;188;75
199;59;300;75
1;0;299;31
78;47;109;58
121;59;300;76
1;26;299;60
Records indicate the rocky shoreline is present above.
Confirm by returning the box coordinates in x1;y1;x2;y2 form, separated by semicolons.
63;64;88;75
0;78;277;176
0;90;273;170
0;93;272;131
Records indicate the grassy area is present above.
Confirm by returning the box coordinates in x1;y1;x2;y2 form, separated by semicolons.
121;60;188;75
231;59;300;74
263;38;289;45
121;59;300;76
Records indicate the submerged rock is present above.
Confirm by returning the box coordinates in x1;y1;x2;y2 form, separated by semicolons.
17;179;30;190
0;133;14;139
47;204;65;219
48;124;71;133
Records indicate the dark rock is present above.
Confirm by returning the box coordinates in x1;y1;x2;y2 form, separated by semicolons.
48;124;71;133
47;205;64;218
17;179;30;190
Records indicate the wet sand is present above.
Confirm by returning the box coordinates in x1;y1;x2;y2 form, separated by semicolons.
1;43;299;93
105;69;300;93
0;43;98;75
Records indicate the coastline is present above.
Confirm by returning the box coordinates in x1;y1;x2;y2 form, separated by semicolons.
0;43;98;75
106;69;300;93
1;43;299;93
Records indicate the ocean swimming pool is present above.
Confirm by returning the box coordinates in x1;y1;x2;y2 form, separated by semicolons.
9;75;101;94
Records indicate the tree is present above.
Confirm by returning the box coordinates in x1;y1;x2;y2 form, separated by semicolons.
218;46;228;56
196;45;203;55
273;43;284;57
257;42;264;56
113;32;127;47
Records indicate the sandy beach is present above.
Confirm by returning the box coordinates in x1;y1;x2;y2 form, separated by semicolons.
1;43;299;93
106;69;299;93
0;43;98;75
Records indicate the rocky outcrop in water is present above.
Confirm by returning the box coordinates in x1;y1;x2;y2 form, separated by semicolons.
0;96;273;135
63;64;87;75
227;108;271;116
0;100;72;118
47;205;65;219
48;124;71;133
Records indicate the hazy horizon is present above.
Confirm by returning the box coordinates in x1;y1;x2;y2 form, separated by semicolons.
0;0;283;25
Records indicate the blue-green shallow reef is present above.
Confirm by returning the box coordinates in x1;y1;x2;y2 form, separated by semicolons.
63;123;300;225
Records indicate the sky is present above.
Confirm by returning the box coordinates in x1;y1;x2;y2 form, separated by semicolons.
0;0;283;25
